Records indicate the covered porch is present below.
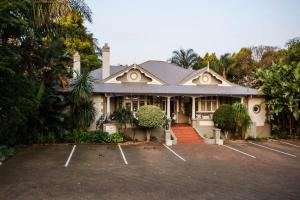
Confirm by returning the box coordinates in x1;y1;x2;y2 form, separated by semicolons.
104;94;244;127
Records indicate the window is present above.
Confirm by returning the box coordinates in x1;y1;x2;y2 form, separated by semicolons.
132;101;138;112
253;104;261;114
199;96;219;112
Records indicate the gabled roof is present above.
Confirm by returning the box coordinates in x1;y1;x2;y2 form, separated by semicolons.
101;63;166;85
89;60;261;96
179;66;236;86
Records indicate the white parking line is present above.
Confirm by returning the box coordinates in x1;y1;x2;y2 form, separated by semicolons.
223;145;256;159
249;142;296;157
278;141;300;148
118;144;128;165
163;144;186;161
64;145;76;167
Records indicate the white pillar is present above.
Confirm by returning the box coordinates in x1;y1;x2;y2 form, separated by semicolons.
192;96;196;120
167;96;171;119
106;96;111;115
241;97;244;104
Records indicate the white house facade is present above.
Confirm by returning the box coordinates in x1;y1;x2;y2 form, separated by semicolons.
82;44;271;142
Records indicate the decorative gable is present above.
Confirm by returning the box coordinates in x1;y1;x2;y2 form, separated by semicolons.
103;64;165;85
180;67;232;86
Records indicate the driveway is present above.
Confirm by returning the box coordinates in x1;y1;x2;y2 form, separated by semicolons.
0;141;299;200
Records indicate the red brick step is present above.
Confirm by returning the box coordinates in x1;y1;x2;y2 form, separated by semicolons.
171;124;204;144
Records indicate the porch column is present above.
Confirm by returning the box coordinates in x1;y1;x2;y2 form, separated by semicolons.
240;97;245;104
106;96;111;115
192;96;196;120
176;97;179;123
167;96;171;119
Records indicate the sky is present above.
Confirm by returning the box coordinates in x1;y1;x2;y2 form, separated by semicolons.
85;0;300;65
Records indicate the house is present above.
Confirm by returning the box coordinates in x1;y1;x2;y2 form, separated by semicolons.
76;43;271;142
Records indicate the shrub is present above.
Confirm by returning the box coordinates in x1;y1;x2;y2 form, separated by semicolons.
66;130;124;143
136;105;165;142
0;146;15;162
213;104;235;138
232;103;251;139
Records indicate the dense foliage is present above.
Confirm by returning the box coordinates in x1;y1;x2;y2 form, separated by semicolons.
58;12;101;73
136;105;165;142
0;0;100;148
66;130;124;144
212;104;236;137
213;104;252;139
70;72;96;130
232;103;251;139
257;39;300;137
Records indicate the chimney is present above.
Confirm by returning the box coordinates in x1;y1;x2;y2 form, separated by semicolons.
73;51;81;78
102;43;110;80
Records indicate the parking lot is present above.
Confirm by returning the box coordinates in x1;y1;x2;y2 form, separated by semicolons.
0;140;300;200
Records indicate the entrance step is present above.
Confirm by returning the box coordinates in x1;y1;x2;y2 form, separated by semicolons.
171;124;204;144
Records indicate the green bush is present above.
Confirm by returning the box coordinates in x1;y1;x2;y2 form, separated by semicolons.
136;105;165;128
213;104;235;136
136;105;165;142
0;146;15;162
66;130;124;144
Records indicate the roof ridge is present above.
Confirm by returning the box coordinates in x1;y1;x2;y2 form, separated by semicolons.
141;60;191;71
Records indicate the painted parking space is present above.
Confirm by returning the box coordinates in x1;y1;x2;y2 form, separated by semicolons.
248;142;296;157
254;141;300;156
278;140;300;148
121;143;186;166
69;144;125;169
227;143;299;166
171;144;256;162
6;145;74;169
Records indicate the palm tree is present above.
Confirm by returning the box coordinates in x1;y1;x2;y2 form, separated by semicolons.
218;53;234;79
70;72;96;130
232;103;251;139
169;49;198;69
31;0;92;31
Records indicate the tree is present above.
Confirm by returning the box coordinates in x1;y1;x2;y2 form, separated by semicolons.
0;0;95;146
217;53;234;79
258;49;284;69
250;45;279;61
212;104;235;139
231;48;256;87
70;72;96;130
257;62;300;136
232;103;251;139
136;105;165;142
203;52;219;70
58;11;101;73
169;48;198;69
192;56;206;70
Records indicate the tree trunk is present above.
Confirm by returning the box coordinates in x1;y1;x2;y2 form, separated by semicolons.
223;69;227;80
146;129;151;142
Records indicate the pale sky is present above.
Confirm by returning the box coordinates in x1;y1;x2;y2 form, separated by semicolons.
85;0;300;65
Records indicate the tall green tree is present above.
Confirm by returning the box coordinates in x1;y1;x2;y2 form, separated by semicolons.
203;52;219;69
70;72;96;130
257;61;300;136
58;12;101;73
231;48;256;87
217;53;234;79
0;0;94;145
169;48;198;69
